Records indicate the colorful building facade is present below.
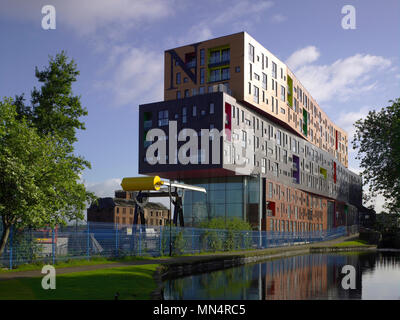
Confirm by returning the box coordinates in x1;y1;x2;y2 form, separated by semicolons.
139;32;362;231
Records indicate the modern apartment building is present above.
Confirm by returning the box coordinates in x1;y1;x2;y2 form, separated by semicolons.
139;32;362;231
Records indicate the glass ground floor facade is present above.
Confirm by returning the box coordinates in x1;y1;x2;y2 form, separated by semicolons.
181;176;260;227
181;176;359;230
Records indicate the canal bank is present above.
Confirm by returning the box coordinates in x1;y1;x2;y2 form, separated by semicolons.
0;232;376;300
152;233;377;299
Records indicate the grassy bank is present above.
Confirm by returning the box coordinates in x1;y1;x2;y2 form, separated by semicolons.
333;240;370;247
0;264;159;300
0;255;167;273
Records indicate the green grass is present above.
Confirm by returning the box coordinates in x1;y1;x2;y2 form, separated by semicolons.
0;255;169;273
333;240;371;247
0;264;159;300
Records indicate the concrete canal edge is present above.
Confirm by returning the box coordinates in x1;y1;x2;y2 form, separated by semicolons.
151;237;378;299
309;246;377;253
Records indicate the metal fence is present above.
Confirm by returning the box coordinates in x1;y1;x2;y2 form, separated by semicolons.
0;222;358;269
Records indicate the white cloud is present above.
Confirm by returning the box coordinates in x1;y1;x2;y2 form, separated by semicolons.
270;14;287;23
96;46;164;106
86;178;122;198
213;0;274;24
335;106;371;151
286;46;320;71
288;48;391;103
1;0;176;37
170;0;274;47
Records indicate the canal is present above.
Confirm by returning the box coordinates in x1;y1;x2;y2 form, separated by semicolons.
163;252;400;300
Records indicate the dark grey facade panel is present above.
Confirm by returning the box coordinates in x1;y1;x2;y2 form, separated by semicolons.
138;92;362;207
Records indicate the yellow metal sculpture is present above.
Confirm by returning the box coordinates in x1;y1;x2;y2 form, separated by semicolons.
120;176;164;191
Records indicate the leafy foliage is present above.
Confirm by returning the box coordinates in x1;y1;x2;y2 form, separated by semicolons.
0;99;93;256
199;218;252;252
30;51;88;145
352;98;400;213
199;217;252;231
0;52;94;257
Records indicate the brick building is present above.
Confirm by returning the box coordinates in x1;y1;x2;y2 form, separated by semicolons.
87;190;170;227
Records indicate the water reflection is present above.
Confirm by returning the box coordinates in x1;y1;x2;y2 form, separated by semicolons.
163;252;400;300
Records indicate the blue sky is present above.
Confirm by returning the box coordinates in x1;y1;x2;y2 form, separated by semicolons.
1;0;399;212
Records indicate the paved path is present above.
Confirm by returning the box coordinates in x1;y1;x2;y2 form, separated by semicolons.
0;233;360;281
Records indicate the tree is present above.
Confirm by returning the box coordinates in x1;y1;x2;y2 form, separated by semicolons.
352;98;400;213
0;51;94;258
30;51;88;145
0;99;93;256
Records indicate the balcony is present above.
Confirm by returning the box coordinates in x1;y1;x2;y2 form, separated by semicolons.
208;57;230;68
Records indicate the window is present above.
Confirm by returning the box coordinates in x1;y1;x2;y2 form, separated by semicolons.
182;107;187;123
269;182;273;198
280;68;283;79
199;86;205;94
272;62;277;79
192;105;197;116
281;85;286;102
200;68;205;84
277;130;281;145
235;66;240;73
248;82;251;94
200;49;205;66
209;50;220;64
184;89;189;97
176;72;181;84
242;130;247;147
249;43;255;62
221;67;230;80
210;69;220;82
221;48;230;62
249;63;252;80
158;110;168;126
192;88;197;96
209;103;214;114
253;85;259;104
262;73;267;90
183;77;188;83
271;95;274;113
176;91;181;99
262;53;264;69
254;73;260;81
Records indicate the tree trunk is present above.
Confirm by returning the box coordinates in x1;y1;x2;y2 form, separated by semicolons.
0;223;11;257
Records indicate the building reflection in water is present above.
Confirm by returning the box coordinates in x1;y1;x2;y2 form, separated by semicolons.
163;252;400;300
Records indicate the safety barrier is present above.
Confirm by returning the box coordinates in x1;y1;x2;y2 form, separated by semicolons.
0;222;357;269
